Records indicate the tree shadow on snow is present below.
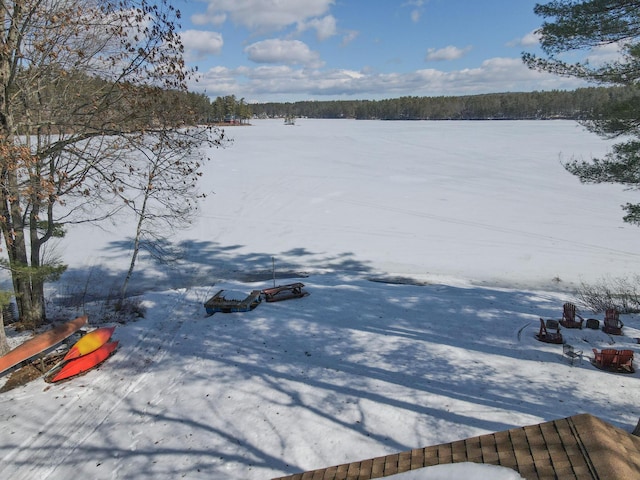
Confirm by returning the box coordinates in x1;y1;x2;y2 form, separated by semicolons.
14;238;638;478
54;237;374;305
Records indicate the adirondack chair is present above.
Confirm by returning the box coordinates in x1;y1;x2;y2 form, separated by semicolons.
603;308;623;335
536;318;563;344
616;350;635;373
562;344;582;365
560;302;584;329
592;348;618;369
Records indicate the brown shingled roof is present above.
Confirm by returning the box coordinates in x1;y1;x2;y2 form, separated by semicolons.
272;414;640;480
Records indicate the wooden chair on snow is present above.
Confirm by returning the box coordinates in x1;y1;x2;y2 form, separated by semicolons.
592;348;634;373
592;348;618;369
562;344;583;365
616;350;635;373
603;308;624;335
536;318;563;344
560;302;584;329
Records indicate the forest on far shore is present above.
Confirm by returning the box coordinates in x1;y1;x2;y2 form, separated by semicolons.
246;86;636;121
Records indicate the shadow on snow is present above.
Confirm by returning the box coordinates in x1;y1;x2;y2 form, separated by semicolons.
8;237;637;478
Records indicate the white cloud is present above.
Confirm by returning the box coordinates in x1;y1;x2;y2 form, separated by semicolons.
341;30;359;47
192;12;226;27
300;15;337;41
425;45;472;62
192;65;239;93
190;55;589;102
180;30;224;59
402;0;425;23
244;39;324;68
507;30;541;48
520;31;541;47
193;0;335;32
446;57;576;93
586;42;624;65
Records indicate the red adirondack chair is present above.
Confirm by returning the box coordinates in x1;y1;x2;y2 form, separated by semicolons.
536;318;563;344
616;350;634;372
560;302;584;329
592;348;618;369
603;308;623;335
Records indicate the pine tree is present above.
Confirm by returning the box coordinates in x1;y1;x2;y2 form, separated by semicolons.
523;0;640;225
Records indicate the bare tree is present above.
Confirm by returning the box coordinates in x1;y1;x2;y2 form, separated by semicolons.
113;125;228;306
0;0;220;327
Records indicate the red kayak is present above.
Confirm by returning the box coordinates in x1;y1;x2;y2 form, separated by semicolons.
48;341;119;383
0;316;88;376
63;326;116;361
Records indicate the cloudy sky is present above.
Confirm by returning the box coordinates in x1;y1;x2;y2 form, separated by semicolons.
176;0;600;103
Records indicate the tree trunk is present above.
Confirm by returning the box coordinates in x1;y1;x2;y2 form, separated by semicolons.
120;188;148;307
0;169;38;327
0;4;39;327
120;231;141;308
29;211;47;322
0;308;8;356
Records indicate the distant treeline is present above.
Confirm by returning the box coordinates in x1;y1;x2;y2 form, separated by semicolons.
249;86;637;120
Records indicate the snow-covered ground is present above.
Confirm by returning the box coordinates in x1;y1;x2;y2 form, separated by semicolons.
1;119;639;480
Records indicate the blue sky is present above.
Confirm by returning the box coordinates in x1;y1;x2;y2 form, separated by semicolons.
176;0;600;103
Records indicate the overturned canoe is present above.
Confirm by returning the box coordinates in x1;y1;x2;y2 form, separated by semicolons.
0;316;88;376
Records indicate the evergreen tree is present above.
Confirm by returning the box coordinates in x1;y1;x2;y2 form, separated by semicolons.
523;0;640;226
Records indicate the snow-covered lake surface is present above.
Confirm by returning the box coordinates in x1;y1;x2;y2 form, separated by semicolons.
1;119;639;480
61;119;640;296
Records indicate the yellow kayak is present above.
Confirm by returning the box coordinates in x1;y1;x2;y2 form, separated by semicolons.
63;326;116;361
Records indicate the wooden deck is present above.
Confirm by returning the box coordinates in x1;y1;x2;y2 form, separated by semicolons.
272;414;640;480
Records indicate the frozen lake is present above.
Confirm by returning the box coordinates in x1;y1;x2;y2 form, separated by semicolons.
60;119;639;294
4;120;640;480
